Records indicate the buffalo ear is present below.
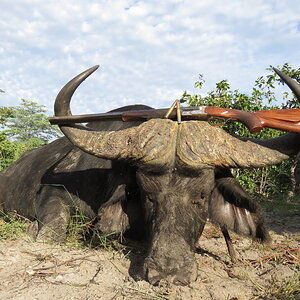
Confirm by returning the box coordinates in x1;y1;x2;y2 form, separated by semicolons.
209;175;270;242
96;200;130;234
95;184;146;239
96;185;129;234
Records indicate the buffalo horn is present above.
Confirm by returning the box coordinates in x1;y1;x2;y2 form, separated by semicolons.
54;66;178;168
54;67;300;169
273;68;300;101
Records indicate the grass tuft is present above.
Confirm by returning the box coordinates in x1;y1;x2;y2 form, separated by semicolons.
0;211;27;241
65;206;130;255
255;272;300;299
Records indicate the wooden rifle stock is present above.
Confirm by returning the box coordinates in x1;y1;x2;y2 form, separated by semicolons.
49;106;300;134
202;107;300;133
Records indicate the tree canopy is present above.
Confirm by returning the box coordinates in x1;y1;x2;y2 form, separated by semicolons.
0;97;61;170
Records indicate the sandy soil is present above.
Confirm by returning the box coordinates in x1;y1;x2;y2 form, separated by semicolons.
0;213;299;300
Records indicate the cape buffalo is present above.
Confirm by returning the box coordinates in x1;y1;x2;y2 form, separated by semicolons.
51;66;300;285
1;66;299;285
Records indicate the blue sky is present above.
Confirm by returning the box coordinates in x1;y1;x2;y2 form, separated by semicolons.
0;0;299;115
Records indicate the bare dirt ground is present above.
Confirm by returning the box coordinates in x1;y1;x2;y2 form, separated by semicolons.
0;212;299;300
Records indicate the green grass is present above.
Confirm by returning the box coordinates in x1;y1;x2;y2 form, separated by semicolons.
64;206;131;256
0;212;27;241
257;196;300;217
255;271;300;300
0;205;132;258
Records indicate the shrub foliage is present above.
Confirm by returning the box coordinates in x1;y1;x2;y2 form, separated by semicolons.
180;63;300;198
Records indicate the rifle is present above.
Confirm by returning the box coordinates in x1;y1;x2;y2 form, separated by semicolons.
49;105;300;134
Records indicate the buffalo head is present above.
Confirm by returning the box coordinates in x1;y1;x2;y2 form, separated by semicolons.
53;66;300;285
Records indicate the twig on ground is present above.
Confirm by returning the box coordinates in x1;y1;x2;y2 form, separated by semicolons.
239;246;300;266
32;254;94;271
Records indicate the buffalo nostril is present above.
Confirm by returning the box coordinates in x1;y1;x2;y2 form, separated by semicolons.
146;268;163;286
173;280;184;286
146;268;194;286
173;276;191;286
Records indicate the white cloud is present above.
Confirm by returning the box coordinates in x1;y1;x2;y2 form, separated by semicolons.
0;0;299;116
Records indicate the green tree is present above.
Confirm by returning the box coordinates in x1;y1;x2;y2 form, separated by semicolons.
0;98;61;170
180;63;300;198
0;133;18;170
4;99;61;143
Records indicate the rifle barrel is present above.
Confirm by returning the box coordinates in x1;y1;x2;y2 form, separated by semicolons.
49;111;125;124
49;107;208;125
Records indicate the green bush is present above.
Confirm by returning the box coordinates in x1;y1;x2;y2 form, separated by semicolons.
180;63;300;198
